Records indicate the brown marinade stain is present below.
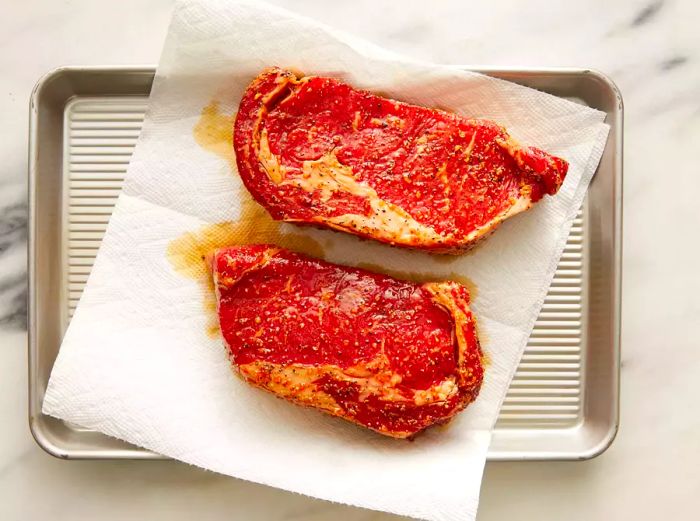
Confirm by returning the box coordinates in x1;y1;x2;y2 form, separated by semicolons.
431;248;477;262
193;100;237;168
166;223;234;338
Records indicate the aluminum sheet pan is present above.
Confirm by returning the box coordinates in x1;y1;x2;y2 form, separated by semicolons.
29;66;622;460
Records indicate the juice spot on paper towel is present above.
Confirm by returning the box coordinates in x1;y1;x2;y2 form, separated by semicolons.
432;248;478;263
480;349;491;368
193;100;237;169
167;222;241;338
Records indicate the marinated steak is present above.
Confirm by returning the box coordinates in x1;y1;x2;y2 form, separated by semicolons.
234;67;569;253
212;245;484;438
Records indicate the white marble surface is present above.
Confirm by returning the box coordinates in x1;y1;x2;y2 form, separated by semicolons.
1;0;699;519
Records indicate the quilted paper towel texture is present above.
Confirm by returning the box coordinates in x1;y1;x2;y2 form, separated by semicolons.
43;1;610;520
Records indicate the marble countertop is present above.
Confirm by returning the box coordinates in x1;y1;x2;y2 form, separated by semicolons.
1;0;698;519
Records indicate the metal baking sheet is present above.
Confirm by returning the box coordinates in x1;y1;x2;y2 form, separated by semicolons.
29;66;622;460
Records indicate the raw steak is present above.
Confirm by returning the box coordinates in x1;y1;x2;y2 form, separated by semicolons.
234;67;569;253
212;245;484;438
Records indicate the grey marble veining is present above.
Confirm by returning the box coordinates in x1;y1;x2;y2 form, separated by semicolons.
0;182;27;329
1;0;699;520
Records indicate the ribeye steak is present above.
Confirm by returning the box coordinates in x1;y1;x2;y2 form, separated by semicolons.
234;68;568;253
212;245;484;438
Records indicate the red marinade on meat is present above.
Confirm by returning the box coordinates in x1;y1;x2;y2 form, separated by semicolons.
212;245;483;438
234;67;568;253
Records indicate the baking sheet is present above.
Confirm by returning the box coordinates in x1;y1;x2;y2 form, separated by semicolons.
28;66;621;460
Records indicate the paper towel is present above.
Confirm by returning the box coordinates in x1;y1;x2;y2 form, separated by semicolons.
42;1;610;520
